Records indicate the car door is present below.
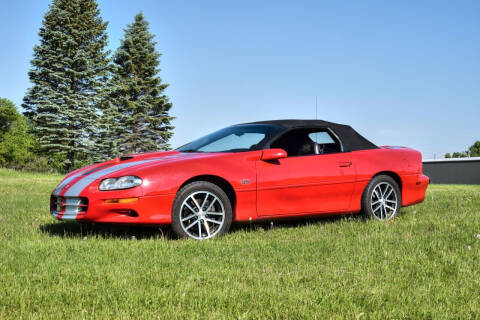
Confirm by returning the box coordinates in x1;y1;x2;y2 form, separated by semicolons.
256;128;356;216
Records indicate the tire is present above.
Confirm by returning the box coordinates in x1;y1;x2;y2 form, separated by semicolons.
171;181;232;240
361;175;401;220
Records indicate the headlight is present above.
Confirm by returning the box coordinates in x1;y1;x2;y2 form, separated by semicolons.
99;176;143;191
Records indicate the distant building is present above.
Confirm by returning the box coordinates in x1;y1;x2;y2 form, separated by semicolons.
423;157;480;184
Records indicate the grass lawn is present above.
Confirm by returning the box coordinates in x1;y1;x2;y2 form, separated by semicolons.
0;168;479;319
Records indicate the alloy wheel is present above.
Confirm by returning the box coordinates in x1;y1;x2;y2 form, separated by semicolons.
179;191;225;240
370;182;398;220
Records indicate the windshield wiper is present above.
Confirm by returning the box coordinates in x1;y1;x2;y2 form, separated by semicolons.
180;149;204;153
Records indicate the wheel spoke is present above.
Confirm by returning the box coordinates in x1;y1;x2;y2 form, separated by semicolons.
197;220;202;238
185;219;198;230
384;185;392;197
385;199;396;204
205;198;217;213
385;188;394;199
181;214;196;222
203;220;211;237
201;193;210;210
190;195;201;210
372;199;381;206
184;202;196;214
205;218;222;225
373;203;382;213
206;211;223;216
385;204;395;211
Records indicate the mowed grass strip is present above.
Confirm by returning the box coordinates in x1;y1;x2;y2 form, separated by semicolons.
0;168;479;319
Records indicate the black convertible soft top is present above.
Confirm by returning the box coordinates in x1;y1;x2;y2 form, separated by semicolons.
244;119;378;151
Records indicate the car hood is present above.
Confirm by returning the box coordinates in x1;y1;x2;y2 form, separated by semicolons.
65;151;215;176
52;150;227;197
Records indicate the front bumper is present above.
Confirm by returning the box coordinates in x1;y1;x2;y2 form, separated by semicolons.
50;196;89;220
50;193;175;225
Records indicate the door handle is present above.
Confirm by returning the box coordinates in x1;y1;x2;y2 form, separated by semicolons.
338;161;352;167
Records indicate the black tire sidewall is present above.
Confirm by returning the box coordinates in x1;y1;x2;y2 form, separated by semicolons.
362;175;402;219
171;181;233;239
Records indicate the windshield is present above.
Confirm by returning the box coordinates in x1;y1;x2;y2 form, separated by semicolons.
177;124;282;153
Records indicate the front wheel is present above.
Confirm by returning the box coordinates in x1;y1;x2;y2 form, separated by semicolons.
362;175;401;220
171;181;232;240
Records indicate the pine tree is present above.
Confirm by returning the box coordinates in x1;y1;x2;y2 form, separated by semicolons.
22;0;110;171
92;78;122;162
112;12;174;154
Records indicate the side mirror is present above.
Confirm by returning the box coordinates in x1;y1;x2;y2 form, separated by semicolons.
261;148;287;161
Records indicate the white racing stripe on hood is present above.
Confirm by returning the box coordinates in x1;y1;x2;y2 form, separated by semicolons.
52;168;94;196
60;153;202;197
62;160;154;197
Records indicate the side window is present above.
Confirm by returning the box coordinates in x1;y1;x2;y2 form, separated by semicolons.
309;132;335;144
271;128;342;157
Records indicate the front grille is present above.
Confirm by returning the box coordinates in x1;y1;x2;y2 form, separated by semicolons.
50;195;89;220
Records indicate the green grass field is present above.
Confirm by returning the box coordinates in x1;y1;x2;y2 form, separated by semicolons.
0;169;479;319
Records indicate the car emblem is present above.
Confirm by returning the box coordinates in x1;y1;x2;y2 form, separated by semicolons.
241;179;250;185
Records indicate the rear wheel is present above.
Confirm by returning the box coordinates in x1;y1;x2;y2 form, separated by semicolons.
362;175;401;220
171;181;232;240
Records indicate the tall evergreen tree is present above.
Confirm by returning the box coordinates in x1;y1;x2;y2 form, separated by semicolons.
22;0;110;171
112;12;174;154
92;79;122;162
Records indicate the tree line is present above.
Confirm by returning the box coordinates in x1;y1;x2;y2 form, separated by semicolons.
2;0;173;173
445;141;480;159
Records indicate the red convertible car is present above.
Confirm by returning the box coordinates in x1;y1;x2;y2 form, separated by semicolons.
51;120;429;240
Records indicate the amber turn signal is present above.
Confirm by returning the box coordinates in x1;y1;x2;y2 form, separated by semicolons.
104;198;139;204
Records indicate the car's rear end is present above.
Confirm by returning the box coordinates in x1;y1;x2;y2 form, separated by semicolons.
380;146;429;206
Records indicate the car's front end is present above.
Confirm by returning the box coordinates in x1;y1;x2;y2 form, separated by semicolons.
50;190;176;225
49;151;182;225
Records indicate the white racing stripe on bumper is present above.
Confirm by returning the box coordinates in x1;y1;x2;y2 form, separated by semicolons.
58;212;78;220
51;197;89;220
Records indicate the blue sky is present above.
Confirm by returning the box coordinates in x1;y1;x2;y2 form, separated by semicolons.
0;0;479;159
